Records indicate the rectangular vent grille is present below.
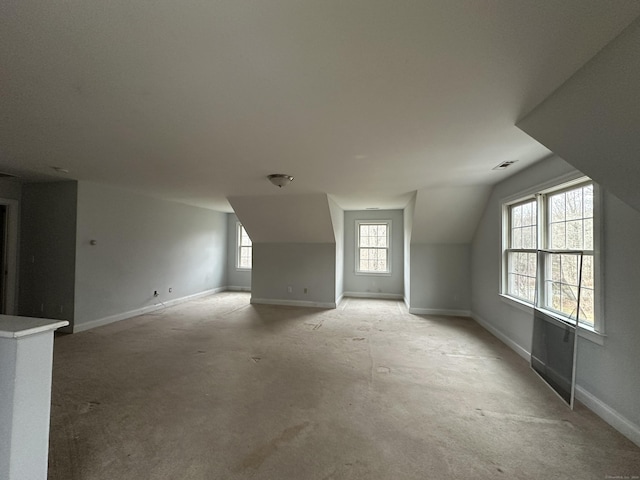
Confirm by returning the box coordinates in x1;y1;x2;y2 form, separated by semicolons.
492;160;519;170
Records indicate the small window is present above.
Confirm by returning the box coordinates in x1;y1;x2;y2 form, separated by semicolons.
356;220;391;274
237;223;252;270
502;178;601;333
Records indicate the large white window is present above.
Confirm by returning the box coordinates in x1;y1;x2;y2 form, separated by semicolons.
356;220;391;274
236;223;252;270
502;178;602;333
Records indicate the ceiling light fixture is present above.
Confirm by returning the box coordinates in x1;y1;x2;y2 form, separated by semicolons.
267;174;294;188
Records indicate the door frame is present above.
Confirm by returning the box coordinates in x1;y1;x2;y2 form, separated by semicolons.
0;198;19;315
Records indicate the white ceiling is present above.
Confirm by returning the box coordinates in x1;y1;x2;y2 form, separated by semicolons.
2;1;639;212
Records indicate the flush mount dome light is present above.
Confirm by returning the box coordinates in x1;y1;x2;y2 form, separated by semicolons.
267;174;294;188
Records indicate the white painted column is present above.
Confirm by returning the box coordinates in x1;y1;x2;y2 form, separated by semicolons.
0;316;68;480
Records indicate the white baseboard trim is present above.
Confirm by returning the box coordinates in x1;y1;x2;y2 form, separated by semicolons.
470;312;531;362
343;292;404;300
73;287;225;333
250;298;336;309
403;297;410;309
336;294;344;306
575;386;640;448
226;286;251;292
410;307;472;317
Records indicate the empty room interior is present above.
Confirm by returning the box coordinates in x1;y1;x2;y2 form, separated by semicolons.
1;1;640;479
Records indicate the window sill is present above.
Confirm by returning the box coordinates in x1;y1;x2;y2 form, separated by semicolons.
498;294;605;346
355;271;392;277
236;268;252;272
577;325;606;346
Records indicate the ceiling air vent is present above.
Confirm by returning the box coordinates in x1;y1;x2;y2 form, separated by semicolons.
492;160;519;171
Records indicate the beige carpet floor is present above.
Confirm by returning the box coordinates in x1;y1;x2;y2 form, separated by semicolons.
48;292;640;479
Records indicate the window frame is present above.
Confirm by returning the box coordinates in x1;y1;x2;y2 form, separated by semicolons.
500;175;604;342
236;222;252;271
355;219;392;275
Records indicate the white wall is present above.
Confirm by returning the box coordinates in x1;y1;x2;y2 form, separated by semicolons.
18;181;77;332
0;178;21;201
328;197;344;302
74;182;227;329
343;210;404;297
226;213;251;290
251;243;336;307
411;186;492;244
471;154;640;443
517;16;640;214
404;195;415;305
410;244;471;315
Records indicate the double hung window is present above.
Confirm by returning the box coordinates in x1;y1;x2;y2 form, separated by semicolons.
503;178;601;332
356;221;391;274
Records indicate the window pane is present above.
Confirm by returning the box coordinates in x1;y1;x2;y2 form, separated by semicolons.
240;228;252;246
521;226;535;249
566;189;583;220
550;254;561;282
507;252;536;303
550;194;565;222
360;225;369;237
566;220;583;249
510;201;536;249
527;253;537;277
377;231;388;248
237;226;252;269
522;203;532;226
544;252;589;320
581;255;594;289
584;219;593;250
579;288;595;326
550;222;566;249
239;246;252;269
561;254;578;285
583;185;593;218
512;205;522;228
547;281;561;311
512;228;522;249
359;248;388;272
561;284;579;317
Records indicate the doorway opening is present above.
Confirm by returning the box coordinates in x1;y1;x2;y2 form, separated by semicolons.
0;199;18;314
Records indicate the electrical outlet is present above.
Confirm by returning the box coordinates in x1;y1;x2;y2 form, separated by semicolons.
169;287;172;293
304;287;308;294
154;290;159;297
287;286;292;293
